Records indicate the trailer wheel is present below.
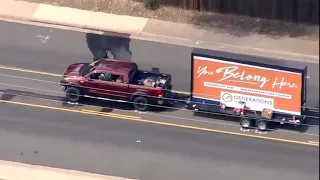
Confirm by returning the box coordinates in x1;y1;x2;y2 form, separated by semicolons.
240;118;252;128
256;120;268;131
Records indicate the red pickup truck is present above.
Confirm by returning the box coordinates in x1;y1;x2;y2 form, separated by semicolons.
60;59;173;111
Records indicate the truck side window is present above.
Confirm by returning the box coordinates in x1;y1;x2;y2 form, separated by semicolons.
89;73;102;80
89;72;107;80
102;73;123;83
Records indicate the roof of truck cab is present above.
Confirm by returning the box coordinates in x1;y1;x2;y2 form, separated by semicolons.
191;48;308;73
95;59;136;74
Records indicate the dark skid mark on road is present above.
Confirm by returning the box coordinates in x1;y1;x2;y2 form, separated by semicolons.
86;33;132;61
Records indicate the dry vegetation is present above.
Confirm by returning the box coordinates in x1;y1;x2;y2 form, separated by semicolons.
21;0;319;40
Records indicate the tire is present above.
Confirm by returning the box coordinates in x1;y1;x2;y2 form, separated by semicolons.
256;120;268;131
240;118;252;128
65;87;82;102
133;96;149;111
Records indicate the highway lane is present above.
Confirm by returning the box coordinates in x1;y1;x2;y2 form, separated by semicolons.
0;68;319;142
0;19;318;137
0;101;319;180
0;20;319;109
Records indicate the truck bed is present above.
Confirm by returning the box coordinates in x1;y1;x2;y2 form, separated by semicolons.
131;70;171;89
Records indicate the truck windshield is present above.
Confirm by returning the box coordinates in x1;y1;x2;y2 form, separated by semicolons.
81;61;99;76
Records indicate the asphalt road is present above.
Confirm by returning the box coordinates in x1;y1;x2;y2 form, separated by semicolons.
0;101;319;180
0;20;318;134
0;20;318;108
0;55;319;140
0;20;319;180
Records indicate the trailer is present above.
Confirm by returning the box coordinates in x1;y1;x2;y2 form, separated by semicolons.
187;48;311;131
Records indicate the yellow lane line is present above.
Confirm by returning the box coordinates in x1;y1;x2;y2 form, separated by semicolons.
0;65;191;95
0;99;318;147
0;99;140;120
80;109;140;119
0;65;61;77
308;141;319;144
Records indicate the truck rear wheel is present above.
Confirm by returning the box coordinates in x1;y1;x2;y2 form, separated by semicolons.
65;87;82;102
133;96;149;111
240;118;252;128
256;120;268;131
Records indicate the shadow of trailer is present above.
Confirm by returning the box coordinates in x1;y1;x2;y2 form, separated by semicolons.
188;48;314;132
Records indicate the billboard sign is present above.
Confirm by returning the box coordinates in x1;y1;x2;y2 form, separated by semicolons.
192;56;303;115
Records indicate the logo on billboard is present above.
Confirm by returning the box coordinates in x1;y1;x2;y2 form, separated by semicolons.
222;93;233;102
220;91;274;111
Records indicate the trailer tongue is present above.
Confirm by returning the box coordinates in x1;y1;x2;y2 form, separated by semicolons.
188;48;313;131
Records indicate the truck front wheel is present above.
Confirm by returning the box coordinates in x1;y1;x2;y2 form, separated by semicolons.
65;87;82;102
133;96;149;111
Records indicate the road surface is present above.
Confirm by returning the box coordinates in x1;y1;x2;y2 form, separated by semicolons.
0;20;318;136
0;99;319;180
0;20;318;108
0;20;319;180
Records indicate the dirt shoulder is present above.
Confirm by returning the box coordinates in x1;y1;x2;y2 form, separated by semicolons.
20;0;319;41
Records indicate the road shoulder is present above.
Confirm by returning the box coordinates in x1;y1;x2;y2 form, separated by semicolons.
0;160;136;180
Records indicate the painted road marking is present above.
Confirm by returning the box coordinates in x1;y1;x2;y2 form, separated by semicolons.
0;99;318;147
0;99;140;120
0;65;61;77
308;141;319;145
81;109;140;119
0;65;190;95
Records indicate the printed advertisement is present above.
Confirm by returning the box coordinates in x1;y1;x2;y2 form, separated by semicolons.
192;56;303;115
220;91;274;112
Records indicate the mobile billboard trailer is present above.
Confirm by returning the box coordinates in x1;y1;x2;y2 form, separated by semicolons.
188;48;311;131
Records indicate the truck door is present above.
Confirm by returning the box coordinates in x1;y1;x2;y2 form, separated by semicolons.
84;72;108;96
98;72;129;100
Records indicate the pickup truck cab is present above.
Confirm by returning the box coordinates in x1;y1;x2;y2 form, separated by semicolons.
60;59;173;111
